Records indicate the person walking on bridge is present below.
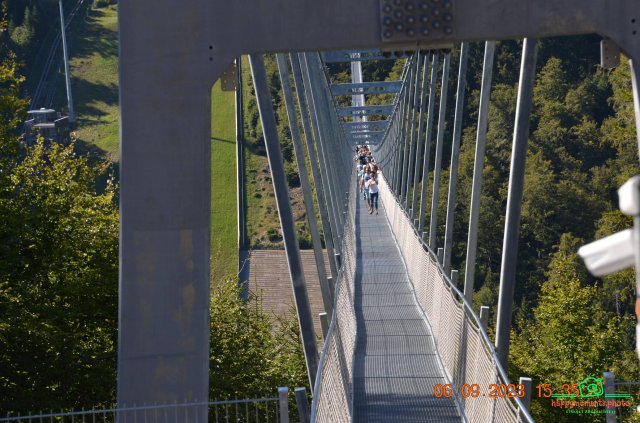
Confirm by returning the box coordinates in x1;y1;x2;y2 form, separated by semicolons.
366;171;379;215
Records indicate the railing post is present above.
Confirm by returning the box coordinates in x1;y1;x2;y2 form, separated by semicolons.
294;387;311;423
479;306;490;330
319;312;329;341
450;270;459;286
327;276;335;297
437;248;444;265
518;377;533;420
604;372;616;423
278;387;289;423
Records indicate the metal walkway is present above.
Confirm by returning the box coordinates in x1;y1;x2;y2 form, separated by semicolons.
352;192;460;422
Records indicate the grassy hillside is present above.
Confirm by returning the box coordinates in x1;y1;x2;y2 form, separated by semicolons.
68;5;119;160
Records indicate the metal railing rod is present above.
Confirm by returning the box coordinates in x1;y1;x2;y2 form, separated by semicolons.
495;38;538;369
290;53;340;280
411;53;430;220
249;54;319;388
418;52;440;233
443;43;470;274
463;41;496;304
405;52;423;210
428;51;451;249
277;53;333;319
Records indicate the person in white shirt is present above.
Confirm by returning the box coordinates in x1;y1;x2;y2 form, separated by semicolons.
366;172;379;215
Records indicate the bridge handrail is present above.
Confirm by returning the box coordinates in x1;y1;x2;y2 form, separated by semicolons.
378;173;534;423
310;169;358;422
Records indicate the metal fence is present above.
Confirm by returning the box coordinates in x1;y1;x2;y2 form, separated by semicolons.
378;174;533;423
311;171;358;423
0;391;289;423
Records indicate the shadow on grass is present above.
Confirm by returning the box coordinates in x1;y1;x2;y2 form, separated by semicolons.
212;137;235;144
70;10;118;61
71;78;119;116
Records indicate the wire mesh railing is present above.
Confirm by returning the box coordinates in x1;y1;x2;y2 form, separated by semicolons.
0;395;287;423
311;171;358;423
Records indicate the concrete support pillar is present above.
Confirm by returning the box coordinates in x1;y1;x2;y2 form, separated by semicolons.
118;3;223;413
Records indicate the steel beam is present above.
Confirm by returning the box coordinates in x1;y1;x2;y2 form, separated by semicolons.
249;54;319;389
463;41;496;304
400;56;416;205
200;0;639;66
338;104;395;117
290;54;339;280
276;53;334;319
306;53;346;240
344;120;389;132
428;52;451;249
443;43;469;273
322;49;399;62
405;52;423;210
418;53;440;233
495;38;538;368
331;81;402;96
300;54;343;250
411;54;430;220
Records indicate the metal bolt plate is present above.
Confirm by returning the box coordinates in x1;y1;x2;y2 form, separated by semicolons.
220;60;238;91
379;0;454;43
600;38;621;69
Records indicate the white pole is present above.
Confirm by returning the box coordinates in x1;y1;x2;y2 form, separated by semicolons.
59;0;75;122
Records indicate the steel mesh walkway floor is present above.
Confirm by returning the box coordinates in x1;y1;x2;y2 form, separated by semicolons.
353;193;461;422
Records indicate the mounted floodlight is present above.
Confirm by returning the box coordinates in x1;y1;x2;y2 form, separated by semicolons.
579;176;640;277
618;175;640;216
578;229;634;277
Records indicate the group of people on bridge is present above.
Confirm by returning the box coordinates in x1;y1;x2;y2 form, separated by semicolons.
355;144;380;215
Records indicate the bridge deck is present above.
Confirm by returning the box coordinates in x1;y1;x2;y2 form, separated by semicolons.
352;193;461;422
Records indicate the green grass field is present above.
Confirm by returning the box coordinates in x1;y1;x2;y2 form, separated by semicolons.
210;81;239;281
68;5;119;160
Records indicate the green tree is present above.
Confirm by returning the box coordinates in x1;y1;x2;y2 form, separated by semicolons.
0;21;119;412
510;234;629;422
209;277;309;400
0;139;119;414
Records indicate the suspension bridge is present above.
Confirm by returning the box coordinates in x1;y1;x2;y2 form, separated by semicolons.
5;0;640;421
111;0;640;421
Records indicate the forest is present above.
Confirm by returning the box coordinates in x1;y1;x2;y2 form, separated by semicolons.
2;0;640;421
